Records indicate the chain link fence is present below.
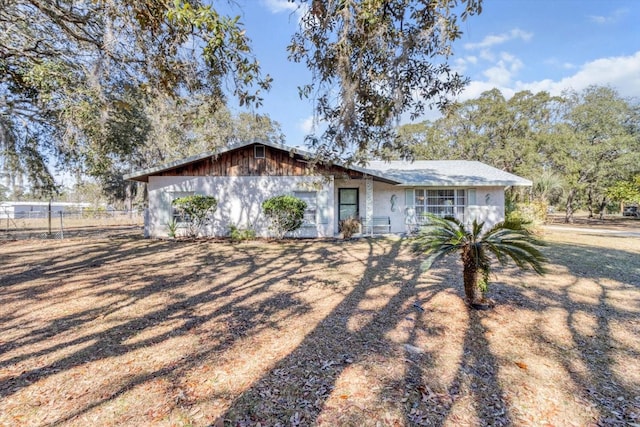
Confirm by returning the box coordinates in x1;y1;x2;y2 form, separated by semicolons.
1;209;144;240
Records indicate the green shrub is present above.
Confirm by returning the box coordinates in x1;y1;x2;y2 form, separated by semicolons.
166;218;178;238
262;195;306;239
172;195;217;238
229;224;256;242
507;200;548;227
339;217;360;239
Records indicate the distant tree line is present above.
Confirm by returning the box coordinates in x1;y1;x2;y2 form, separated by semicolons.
393;86;640;222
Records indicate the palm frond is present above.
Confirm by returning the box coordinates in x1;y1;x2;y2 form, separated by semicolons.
471;219;485;241
412;215;468;270
493;240;547;274
482;221;547;275
412;215;548;306
414;216;548;275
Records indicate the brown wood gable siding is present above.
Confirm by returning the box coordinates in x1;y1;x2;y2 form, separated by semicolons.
157;145;365;179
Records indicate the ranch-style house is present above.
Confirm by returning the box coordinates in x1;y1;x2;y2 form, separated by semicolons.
124;140;532;238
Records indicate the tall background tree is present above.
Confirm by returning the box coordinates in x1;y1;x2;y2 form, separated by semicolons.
548;86;640;222
397;89;562;177
1;0;272;201
607;175;640;214
288;0;483;164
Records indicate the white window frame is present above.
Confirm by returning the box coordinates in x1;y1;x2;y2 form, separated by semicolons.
254;144;266;158
294;191;317;226
405;188;466;224
467;189;477;205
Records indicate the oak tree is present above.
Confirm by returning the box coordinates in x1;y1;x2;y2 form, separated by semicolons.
1;0;271;196
288;0;482;164
549;86;639;222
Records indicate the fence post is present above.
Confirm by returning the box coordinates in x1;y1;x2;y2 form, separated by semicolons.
48;199;52;237
59;211;64;239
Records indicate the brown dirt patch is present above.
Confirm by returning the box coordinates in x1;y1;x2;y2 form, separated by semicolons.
0;229;638;426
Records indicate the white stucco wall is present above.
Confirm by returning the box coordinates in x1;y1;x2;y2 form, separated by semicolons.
371;182;407;233
146;175;508;238
465;187;505;228
147;175;335;238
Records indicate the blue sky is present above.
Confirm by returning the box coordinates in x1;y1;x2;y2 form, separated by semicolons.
228;0;640;147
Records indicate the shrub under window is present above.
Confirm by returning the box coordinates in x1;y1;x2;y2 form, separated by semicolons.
262;195;306;239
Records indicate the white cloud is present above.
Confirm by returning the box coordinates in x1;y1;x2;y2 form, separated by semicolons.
464;28;533;50
589;8;628;24
262;0;297;13
480;52;523;86
517;51;640;97
478;49;495;62
453;58;467;73
261;0;308;21
483;66;512;86
299;115;315;134
458;51;640;102
589;15;609;24
544;58;577;71
453;55;477;74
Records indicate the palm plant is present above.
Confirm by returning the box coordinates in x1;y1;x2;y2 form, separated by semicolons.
533;170;565;205
413;215;547;307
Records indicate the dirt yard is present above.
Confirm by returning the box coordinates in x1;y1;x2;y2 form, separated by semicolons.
0;223;638;426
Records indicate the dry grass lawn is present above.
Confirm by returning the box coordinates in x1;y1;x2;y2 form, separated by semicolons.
0;224;638;426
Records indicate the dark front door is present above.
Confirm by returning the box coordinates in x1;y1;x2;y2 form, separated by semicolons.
338;188;359;221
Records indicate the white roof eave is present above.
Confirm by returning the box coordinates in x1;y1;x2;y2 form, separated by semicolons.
394;180;532;187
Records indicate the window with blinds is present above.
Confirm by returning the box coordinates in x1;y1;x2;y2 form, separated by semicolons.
405;189;466;223
294;191;317;225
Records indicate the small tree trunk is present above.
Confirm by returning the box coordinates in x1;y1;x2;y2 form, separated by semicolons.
462;266;482;304
565;188;576;223
461;248;482;305
587;188;594;218
598;196;607;220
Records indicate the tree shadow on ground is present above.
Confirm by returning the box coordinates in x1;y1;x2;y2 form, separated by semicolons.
0;236;341;424
220;238;513;426
221;238;413;424
401;307;512;426
482;239;640;425
2;234;636;425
